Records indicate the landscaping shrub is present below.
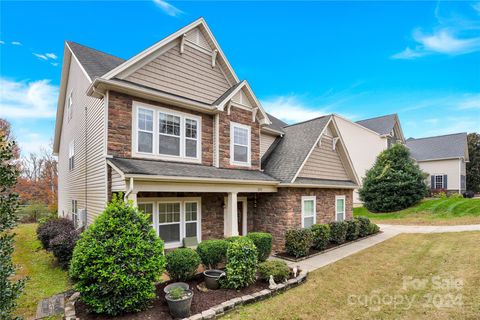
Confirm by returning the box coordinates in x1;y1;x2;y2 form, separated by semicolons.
49;229;80;269
69;196;166;315
346;219;360;241
225;236;244;243
222;237;258;289
329;221;348;244
355;216;371;238
310;224;330;250
247;232;273;262
449;193;463;199
359;143;428;212
196;239;228;269
285;229;313;258
37;218;74;250
367;222;380;235
258;260;290;283
433;191;448;199
166;248;201;281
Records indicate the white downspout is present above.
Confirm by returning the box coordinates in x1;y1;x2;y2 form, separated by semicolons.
124;177;134;202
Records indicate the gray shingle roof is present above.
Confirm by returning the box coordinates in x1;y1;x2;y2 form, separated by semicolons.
67;41;125;79
356;114;397;135
262;115;331;183
109;157;278;182
293;177;357;187
265;113;288;134
406;133;468;161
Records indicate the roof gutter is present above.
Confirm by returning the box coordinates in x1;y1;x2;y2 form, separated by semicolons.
278;183;358;189
123;173;279;185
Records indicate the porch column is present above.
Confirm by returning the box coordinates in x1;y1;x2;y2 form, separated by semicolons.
127;192;137;207
224;192;239;237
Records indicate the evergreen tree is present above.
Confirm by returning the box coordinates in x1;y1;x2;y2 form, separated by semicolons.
359;143;428;212
466;133;480;193
0;135;26;319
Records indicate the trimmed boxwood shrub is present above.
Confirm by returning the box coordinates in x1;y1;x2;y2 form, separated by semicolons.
247;232;272;262
258;260;290;283
196;239;228;269
285;229;313;258
329;221;348;244
222;237;258;289
166;248;201;281
225;236;244;243
69;196;166;315
310;224;330;250
49;229;80;269
37;218;74;250
355;216;371;238
346;219;360;241
367;222;380;235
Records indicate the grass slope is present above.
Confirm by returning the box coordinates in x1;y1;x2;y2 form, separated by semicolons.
224;232;480;320
354;198;480;225
12;223;71;319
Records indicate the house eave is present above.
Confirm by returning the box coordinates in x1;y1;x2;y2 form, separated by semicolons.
278;183;358;189
123;173;279;185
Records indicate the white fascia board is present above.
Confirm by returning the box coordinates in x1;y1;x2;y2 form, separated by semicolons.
124;173;279;185
333;113;383;137
278;183;357;189
261;127;284;136
416;157;462;162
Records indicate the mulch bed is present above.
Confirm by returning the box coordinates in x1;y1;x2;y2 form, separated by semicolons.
75;274;272;320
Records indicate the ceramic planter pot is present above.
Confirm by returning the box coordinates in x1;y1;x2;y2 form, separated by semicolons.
166;289;193;318
203;269;225;290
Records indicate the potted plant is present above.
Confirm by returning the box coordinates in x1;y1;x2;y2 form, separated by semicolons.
203;269;225;290
163;282;189;294
165;287;194;318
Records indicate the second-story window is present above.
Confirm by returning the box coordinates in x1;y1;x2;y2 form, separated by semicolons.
230;122;251;166
134;103;201;162
68;140;75;170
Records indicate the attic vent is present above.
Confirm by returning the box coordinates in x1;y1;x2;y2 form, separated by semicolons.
185;28;210;51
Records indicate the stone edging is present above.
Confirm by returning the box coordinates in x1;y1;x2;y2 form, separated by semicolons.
274;231;384;262
63;271;308;320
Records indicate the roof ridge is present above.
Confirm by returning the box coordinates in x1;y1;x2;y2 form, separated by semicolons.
356;113;397;123
283;114;331;128
67;41;125;62
408;132;467;141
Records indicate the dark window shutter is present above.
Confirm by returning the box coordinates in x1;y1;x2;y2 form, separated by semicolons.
431;175;435;189
443;175;448;189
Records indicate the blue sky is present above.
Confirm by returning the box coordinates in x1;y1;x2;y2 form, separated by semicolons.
1;1;479;156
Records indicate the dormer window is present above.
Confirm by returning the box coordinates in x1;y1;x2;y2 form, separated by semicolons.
133;102;201;163
230;122;251;166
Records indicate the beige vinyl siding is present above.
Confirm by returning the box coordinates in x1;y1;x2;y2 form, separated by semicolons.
185;28;211;51
232;90;253;107
57;56;107;225
298;134;350;181
111;169;126;192
260;132;277;158
126;44;231;104
418;158;462;191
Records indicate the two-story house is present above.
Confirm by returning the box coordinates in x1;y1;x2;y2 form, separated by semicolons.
53;18;360;250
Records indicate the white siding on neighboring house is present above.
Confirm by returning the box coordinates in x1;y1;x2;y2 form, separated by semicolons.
298;134;350;181
57;55;107;225
418;158;462;192
260;132;277;158
125;43;231;104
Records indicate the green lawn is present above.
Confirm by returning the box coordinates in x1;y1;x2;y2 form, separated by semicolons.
354;198;480;225
224;232;480;320
12;223;71;319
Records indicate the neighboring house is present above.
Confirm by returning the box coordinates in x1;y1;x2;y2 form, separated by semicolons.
335;114;405;205
406;133;469;195
53;18;360;251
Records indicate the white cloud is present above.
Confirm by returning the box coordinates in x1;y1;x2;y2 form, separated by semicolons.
51;62;58;67
46;53;57;60
424;117;480;136
0;78;58;119
261;96;328;123
473;3;480;13
391;47;428;59
33;53;48;60
17;132;52;156
11;41;22;45
0;40;4;45
456;94;480;110
153;0;184;17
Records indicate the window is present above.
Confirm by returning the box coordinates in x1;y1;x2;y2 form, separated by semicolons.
185;202;198;237
432;174;446;189
67;91;73;121
301;196;316;228
138;203;154;229
335;196;346;221
134;103;201;162
71;200;78;227
68;141;75;171
158;202;181;244
230;122;251;165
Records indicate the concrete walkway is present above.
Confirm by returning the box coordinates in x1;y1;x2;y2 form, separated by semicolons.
277;224;480;272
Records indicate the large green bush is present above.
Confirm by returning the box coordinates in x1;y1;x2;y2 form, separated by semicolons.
196;239;228;269
49;229;80;269
367;222;380;235
310;224;330;250
258;260;290;283
329;221;348;244
247;232;273;262
285;229;313;258
37;218;74;250
166;248;200;281
346;220;360;241
69;196;166;315
222;237;258;289
355;216;371;238
359;143;428;212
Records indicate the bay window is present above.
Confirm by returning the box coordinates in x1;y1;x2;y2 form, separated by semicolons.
230;122;251;166
134;102;201;162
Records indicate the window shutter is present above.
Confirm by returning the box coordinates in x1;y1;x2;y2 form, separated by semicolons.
430;175;435;189
443;175;448;189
